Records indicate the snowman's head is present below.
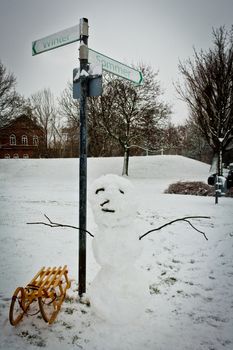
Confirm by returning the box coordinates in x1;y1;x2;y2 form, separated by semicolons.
89;174;137;227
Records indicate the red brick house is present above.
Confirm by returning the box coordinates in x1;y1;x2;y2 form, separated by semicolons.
0;115;45;159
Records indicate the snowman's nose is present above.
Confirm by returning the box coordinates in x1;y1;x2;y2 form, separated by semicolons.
100;199;110;207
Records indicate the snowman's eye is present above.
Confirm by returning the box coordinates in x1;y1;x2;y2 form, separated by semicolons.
119;189;124;194
96;187;105;194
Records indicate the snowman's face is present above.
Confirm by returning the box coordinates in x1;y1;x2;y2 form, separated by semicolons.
89;174;137;227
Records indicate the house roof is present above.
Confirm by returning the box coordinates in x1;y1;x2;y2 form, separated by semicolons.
0;114;43;131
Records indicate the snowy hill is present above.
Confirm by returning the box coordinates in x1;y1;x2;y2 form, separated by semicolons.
0;154;210;180
0;155;210;197
0;155;232;350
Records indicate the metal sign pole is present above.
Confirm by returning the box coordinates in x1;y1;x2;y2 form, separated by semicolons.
32;17;141;297
78;18;89;296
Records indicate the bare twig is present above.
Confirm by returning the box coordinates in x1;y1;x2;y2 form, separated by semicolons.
28;215;210;241
27;214;94;237
139;216;210;241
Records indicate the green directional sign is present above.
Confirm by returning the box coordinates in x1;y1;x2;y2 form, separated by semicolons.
88;48;143;85
32;25;80;56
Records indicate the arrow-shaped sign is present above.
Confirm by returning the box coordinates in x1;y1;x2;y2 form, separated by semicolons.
88;48;143;85
32;24;80;56
32;26;143;84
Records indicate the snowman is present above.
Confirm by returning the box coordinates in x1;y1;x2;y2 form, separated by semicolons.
89;174;148;324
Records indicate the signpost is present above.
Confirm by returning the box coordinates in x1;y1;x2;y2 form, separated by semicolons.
32;20;88;297
78;18;89;297
89;48;143;84
32;24;80;56
32;19;143;297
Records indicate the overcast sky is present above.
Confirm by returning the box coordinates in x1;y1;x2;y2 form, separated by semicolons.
0;0;233;124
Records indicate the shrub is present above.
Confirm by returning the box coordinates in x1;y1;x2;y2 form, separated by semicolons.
165;181;233;197
225;187;233;197
165;181;215;196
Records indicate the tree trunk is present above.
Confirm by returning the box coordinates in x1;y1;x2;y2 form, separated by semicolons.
218;147;223;176
122;147;130;176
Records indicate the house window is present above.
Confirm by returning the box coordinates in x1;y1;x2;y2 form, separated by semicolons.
33;135;39;146
13;153;19;159
22;135;28;145
10;134;16;145
4;154;10;159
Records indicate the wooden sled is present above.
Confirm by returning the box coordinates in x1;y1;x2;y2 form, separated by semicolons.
9;265;71;325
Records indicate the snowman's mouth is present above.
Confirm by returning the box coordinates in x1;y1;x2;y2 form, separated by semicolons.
101;208;115;213
100;200;115;213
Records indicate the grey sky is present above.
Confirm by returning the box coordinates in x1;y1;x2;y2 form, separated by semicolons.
0;0;233;124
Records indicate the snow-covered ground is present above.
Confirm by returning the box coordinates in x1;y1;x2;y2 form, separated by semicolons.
0;155;232;350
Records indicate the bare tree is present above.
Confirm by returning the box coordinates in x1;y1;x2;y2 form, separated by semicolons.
59;82;79;129
91;65;171;175
177;26;233;174
58;83;80;157
181;118;212;162
96;77;142;175
59;79;121;158
30;88;57;154
0;60;24;126
58;64;171;170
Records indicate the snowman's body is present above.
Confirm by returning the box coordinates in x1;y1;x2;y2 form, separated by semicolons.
89;174;148;324
92;225;142;268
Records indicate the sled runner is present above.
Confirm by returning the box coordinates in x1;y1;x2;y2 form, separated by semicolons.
9;265;71;325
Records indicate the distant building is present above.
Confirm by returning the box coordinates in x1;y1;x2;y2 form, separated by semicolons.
0;115;45;159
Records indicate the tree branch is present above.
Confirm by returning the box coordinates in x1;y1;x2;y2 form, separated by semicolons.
27;214;94;237
27;215;210;242
139;216;210;241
